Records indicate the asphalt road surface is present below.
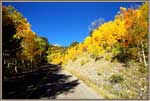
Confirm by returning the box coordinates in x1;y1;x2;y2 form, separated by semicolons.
3;64;103;99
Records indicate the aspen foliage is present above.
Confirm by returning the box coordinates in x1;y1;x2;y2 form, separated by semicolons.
47;2;148;66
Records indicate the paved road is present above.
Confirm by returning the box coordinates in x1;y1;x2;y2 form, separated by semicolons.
3;64;103;99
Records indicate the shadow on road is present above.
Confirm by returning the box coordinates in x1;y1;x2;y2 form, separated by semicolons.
3;64;79;99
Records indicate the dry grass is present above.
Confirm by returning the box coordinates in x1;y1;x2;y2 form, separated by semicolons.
63;66;117;99
64;54;148;99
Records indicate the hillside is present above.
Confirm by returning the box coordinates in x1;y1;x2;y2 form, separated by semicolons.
2;2;148;99
64;53;148;99
47;2;148;99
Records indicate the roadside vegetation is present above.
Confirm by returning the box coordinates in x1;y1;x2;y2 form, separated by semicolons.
2;6;49;78
2;2;148;99
64;54;148;99
47;2;148;99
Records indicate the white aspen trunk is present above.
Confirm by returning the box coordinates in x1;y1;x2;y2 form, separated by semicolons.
15;66;17;73
141;41;147;67
22;60;24;68
15;59;18;73
138;51;142;62
8;63;10;69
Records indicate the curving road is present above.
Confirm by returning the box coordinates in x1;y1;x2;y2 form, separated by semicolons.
3;64;103;99
43;68;102;99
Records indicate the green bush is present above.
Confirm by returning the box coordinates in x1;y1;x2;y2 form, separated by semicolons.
72;57;77;62
105;55;111;61
80;59;89;66
80;60;86;66
113;58;118;63
109;74;124;83
138;67;148;73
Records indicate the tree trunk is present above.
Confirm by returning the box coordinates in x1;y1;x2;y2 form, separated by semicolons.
31;58;33;71
15;66;17;73
15;59;18;73
138;51;142;62
141;41;147;67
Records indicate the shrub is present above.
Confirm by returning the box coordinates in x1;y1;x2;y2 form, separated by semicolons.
80;59;89;66
72;57;77;62
80;60;86;66
109;74;124;83
138;67;148;73
105;55;111;61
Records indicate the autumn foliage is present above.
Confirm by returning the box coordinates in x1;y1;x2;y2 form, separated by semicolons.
2;6;49;77
47;2;148;67
2;2;148;99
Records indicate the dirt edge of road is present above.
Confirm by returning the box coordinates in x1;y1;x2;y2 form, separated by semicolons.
63;66;117;99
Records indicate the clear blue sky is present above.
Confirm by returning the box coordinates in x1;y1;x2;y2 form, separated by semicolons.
3;2;143;46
